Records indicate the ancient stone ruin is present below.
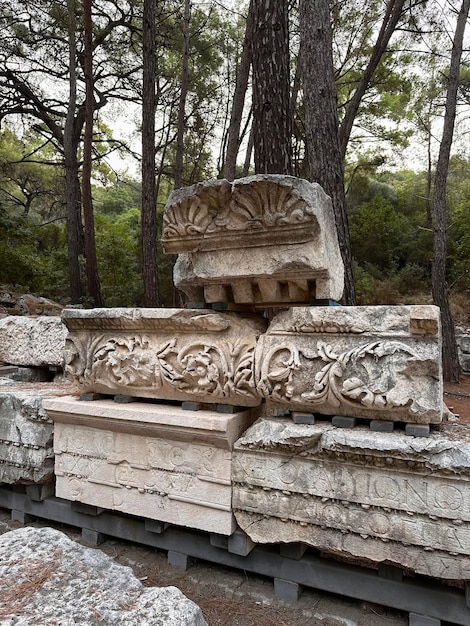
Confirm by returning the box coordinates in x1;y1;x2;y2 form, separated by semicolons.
0;526;207;625
1;174;470;624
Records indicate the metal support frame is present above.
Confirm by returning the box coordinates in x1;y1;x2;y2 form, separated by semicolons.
0;487;469;625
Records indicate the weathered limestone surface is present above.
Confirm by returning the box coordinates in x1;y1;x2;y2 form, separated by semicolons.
0;315;67;366
162;175;344;304
44;396;259;535
63;307;266;406
0;526;207;625
0;382;77;484
255;305;443;424
456;327;470;373
233;418;470;580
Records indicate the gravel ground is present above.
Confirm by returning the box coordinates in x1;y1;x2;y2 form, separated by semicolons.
0;508;407;626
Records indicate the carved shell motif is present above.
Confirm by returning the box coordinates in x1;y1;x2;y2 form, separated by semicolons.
162;176;316;252
162;179;232;245
215;179;312;231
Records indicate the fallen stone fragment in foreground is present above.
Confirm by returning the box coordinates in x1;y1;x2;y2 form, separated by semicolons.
0;526;207;625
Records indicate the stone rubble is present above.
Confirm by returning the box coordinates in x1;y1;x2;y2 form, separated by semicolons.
0;526;207;625
0;382;77;484
0;289;63;317
456;327;470;373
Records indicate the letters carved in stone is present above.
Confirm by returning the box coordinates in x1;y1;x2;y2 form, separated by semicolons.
46;397;258;535
232;418;470;580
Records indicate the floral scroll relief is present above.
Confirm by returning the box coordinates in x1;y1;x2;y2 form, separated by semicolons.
65;334;258;401
257;340;421;412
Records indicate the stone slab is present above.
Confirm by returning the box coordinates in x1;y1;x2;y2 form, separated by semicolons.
163;175;344;304
0;382;76;484
0;315;67;366
62;307;266;406
45;396;259;535
255;305;443;424
0;526;207;625
233;418;470;580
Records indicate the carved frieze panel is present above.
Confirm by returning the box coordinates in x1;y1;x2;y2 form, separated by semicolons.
163;176;328;252
46;397;258;535
0;386;74;484
234;511;470;580
163;175;344;304
255;305;443;423
233;417;470;580
62;308;266;405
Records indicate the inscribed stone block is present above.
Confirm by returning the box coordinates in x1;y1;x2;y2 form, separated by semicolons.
44;396;258;535
232;417;470;580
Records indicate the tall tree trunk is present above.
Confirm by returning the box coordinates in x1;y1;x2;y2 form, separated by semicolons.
425;118;433;229
174;0;191;190
252;0;291;174
141;0;160;306
432;0;469;383
64;0;83;303
338;0;406;160
82;0;103;307
242;125;254;176
300;0;356;305
223;0;254;181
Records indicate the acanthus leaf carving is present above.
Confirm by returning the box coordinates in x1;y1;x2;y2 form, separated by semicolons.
302;340;416;410
257;339;422;414
92;336;156;387
65;332;258;403
257;344;301;400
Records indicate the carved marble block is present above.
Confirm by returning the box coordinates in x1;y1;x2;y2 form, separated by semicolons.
233;418;470;580
255;305;443;424
62;308;266;406
44;396;258;535
162;175;345;305
0;383;76;484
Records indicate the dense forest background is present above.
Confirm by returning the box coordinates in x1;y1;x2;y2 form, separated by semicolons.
1;0;470;319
